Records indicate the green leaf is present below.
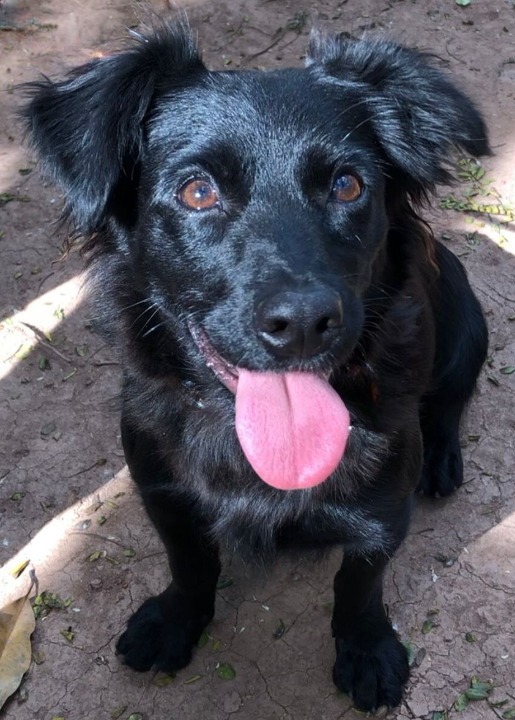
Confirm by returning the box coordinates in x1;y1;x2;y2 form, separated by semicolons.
470;678;493;693
272;619;286;640
500;366;515;375
197;631;209;649
153;673;175;687
422;619;434;634
215;662;236;680
74;344;88;357
183;674;202;685
216;576;233;589
40;421;57;436
11;560;29;579
502;709;515;719
88;550;103;562
455;694;469;712
38;356;51;370
60;628;74;643
465;687;489;701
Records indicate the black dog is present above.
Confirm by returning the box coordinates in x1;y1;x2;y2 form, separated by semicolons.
24;19;489;711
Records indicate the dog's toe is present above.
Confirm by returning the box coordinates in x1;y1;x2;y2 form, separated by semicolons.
116;595;209;673
418;440;464;497
333;632;409;712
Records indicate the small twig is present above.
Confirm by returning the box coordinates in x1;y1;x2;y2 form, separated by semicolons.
245;28;287;61
65;459;105;479
19;321;72;363
445;39;466;65
36;271;55;297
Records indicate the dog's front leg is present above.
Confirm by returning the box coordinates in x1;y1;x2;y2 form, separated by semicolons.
116;488;221;673
116;419;221;673
332;551;409;712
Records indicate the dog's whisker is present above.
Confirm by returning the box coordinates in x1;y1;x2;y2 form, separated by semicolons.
119;297;154;313
141;320;168;339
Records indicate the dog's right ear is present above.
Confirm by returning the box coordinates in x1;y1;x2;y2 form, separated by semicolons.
22;20;204;233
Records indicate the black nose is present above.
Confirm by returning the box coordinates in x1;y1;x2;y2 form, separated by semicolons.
255;288;344;359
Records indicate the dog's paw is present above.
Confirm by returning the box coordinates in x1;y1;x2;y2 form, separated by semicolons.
116;595;211;673
333;632;409;712
418;440;464;497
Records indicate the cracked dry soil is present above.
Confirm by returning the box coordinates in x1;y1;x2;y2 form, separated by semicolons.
0;1;514;719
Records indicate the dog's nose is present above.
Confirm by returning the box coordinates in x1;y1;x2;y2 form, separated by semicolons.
255;288;343;359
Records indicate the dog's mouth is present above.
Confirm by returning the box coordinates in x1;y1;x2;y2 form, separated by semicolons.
188;320;350;492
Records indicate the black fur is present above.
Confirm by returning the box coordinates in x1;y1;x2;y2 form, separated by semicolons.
23;19;489;712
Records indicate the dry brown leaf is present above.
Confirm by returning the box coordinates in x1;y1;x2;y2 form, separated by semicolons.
0;588;36;709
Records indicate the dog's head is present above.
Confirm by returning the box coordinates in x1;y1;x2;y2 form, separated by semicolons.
24;19;489;489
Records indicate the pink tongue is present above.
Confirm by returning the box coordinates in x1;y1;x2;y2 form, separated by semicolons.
235;370;350;491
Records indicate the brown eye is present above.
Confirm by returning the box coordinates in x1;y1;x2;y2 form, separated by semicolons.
177;178;220;211
330;174;362;203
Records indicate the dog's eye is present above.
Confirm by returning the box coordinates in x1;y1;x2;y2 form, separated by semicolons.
178;178;220;211
330;174;362;203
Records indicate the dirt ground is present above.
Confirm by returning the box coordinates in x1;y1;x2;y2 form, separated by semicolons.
0;0;514;718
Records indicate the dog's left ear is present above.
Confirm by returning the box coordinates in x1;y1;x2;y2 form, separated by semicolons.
307;33;490;191
22;19;204;233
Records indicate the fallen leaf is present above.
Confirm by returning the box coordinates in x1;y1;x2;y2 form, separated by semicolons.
216;576;233;589
422;619;435;634
32;591;71;620
455;693;469;712
38;355;51;370
11;560;30;578
153;673;175;687
470;677;494;694
60;627;75;643
197;631;209;649
32;650;45;665
110;707;127;720
489;699;509;708
465;687;489;701
272;618;286;639
14;342;33;360
0;588;36;709
184;674;203;684
215;662;236;680
40;421;57;436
